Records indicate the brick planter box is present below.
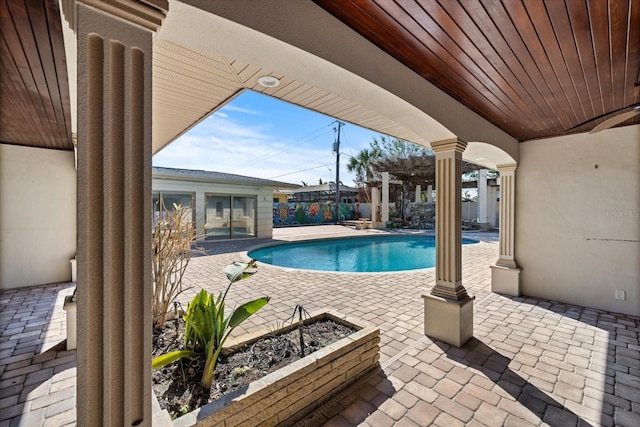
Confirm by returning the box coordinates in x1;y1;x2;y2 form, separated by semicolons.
154;310;380;427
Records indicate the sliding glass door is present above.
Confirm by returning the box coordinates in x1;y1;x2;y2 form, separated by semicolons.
205;194;256;239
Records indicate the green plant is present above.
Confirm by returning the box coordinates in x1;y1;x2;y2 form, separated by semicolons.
152;260;269;389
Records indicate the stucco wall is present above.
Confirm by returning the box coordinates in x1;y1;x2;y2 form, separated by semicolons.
517;125;640;316
152;178;274;239
0;144;77;289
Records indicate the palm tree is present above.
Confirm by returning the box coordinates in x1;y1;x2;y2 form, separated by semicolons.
346;147;381;203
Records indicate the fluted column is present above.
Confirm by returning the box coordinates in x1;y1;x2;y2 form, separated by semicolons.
477;169;489;229
491;163;522;295
371;186;380;222
76;1;167;426
496;164;517;267
423;139;474;347
431;139;468;300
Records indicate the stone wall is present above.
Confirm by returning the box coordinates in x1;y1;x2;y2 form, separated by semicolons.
408;202;435;230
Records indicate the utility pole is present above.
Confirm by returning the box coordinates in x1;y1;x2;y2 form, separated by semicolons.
332;121;345;224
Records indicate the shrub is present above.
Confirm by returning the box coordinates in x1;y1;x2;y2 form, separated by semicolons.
152;260;269;389
152;198;198;330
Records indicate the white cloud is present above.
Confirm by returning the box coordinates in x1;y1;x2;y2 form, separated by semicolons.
151;90;387;186
221;104;263;115
153;114;354;186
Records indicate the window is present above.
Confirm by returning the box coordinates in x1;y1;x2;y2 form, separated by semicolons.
152;192;195;225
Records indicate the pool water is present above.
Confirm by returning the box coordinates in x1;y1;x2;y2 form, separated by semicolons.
248;235;478;273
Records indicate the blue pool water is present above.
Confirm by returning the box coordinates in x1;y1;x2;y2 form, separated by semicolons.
248;235;478;273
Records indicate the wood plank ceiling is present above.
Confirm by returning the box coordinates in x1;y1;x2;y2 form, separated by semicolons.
0;0;72;150
315;0;640;141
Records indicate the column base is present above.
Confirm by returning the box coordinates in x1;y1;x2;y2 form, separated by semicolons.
63;292;77;351
423;294;475;347
491;264;522;296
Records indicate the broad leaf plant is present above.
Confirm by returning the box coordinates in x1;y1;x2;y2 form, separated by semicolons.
152;260;269;389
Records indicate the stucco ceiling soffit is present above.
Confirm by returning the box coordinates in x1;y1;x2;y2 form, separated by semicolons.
151;38;430;155
152;0;461;153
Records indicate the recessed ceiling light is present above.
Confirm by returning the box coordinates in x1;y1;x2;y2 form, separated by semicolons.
257;76;280;88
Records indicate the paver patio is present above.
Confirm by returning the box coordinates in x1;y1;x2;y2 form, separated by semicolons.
1;225;638;426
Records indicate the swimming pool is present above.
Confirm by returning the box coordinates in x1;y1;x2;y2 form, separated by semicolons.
248;235;478;273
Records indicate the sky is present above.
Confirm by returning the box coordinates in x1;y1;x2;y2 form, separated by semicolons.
152;90;386;187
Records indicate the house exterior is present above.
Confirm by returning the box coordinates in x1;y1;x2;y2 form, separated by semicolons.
152;166;298;240
1;0;638;425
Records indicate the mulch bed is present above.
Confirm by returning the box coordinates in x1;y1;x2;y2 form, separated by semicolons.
152;317;356;419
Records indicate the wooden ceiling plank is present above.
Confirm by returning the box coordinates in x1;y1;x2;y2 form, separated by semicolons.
500;0;575;131
45;0;72;145
317;0;503;127
609;0;630;109
27;0;68;148
587;0;614;114
0;31;55;148
436;0;556;133
5;0;59;148
0;2;48;147
524;0;587;126
407;0;547;133
459;0;565;137
544;0;597;122
565;0;606;122
626;0;640;106
15;0;64;148
364;0;523;134
0;80;37;142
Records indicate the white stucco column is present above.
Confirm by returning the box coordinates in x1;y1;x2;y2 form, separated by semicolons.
477;169;489;229
423;139;474;347
491;164;521;295
488;186;498;228
371;186;380;222
195;191;206;238
381;171;389;222
76;1;167;426
426;184;433;203
415;184;421;203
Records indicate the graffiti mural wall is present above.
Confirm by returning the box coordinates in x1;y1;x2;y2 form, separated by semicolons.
273;202;357;226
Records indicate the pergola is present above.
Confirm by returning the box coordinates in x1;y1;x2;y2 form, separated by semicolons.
371;155;483;190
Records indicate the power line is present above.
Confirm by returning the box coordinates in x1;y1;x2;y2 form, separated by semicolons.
267;163;332;180
233;124;333;168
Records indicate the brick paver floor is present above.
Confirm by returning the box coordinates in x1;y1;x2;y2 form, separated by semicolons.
1;225;638;426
